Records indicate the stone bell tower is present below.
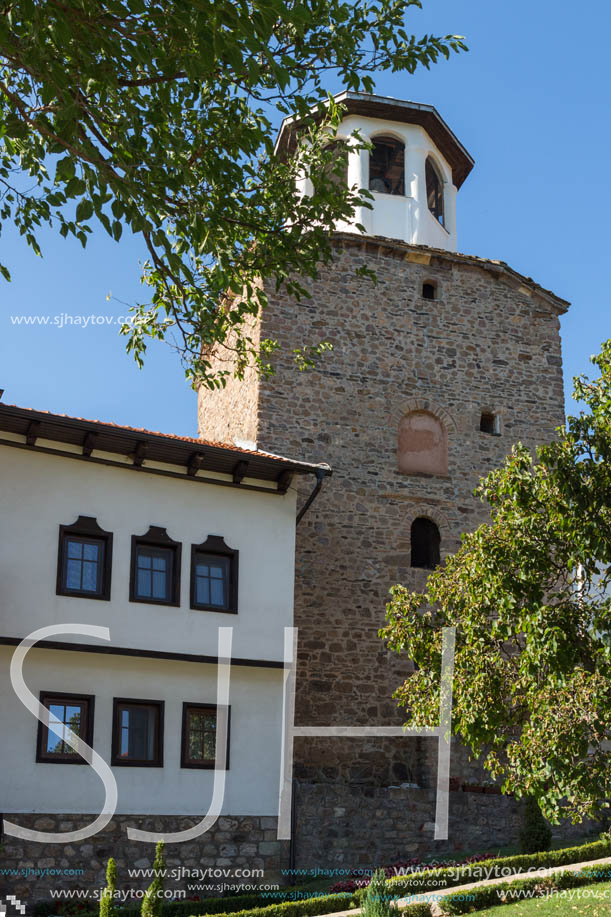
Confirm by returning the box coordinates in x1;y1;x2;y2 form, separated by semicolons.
198;92;569;860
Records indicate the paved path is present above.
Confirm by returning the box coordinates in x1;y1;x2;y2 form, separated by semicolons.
316;855;611;917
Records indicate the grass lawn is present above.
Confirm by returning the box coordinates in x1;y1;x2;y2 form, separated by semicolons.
471;879;611;915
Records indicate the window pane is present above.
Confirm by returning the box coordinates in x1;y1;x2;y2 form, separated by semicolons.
136;547;171;601
120;709;130;756
196;578;210;606
63;537;102;594
210;578;225;606
187;709;216;762
152;570;167;599
194;554;229;608
66;558;82;590
83;543;99;562
81;560;98;592
118;705;158;760
67;540;83;559
44;700;84;756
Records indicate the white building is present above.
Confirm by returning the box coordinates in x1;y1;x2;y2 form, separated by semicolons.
0;403;329;897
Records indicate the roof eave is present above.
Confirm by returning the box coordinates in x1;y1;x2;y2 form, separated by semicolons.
274;91;475;188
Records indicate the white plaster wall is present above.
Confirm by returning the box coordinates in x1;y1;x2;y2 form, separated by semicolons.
0;445;296;661
318;115;458;251
0;646;284;814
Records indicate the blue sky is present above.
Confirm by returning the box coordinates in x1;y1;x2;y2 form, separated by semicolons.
1;0;609;438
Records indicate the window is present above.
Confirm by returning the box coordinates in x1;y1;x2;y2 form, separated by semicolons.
181;703;230;769
480;411;499;435
112;699;164;766
398;411;448;476
57;516;112;600
411;518;441;570
425;157;444;225
37;692;94;764
369;136;405;195
422;282;436;300
130;526;181;606
190;535;239;613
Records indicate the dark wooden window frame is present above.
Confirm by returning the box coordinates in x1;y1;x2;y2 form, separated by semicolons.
36;691;95;764
190;535;239;614
111;697;164;767
56;516;113;601
130;526;181;607
181;702;231;770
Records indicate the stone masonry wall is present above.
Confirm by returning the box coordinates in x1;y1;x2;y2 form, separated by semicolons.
293;784;598;869
0;815;287;904
199;235;567;784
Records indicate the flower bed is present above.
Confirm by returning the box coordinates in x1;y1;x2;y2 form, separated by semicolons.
329;854;497;894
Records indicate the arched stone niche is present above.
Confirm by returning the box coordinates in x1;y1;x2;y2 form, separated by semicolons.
398;410;448;476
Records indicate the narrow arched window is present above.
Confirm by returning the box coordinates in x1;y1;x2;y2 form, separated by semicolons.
425;157;444;225
398;411;448;476
369;136;405;195
411;518;440;570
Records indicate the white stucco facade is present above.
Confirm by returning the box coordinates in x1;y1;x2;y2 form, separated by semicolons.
305;117;457;250
0;446;296;660
0;433;304;816
0;646;283;815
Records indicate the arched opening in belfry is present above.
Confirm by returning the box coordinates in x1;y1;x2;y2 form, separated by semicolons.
369;135;405;195
410;517;441;569
398;411;448;476
425;156;444;225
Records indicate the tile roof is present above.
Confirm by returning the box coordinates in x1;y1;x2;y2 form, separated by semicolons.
0;403;331;487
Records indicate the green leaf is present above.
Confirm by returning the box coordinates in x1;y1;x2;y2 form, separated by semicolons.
75;199;93;223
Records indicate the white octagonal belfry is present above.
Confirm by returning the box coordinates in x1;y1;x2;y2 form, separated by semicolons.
275;91;474;253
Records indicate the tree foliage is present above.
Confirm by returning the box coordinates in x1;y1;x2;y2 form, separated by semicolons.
362;869;393;917
0;0;465;386
381;341;611;824
141;840;164;917
99;857;117;917
519;796;552;854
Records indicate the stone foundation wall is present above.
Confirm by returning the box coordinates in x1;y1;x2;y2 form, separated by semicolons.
2;799;598;905
0;815;287;905
293;784;599;869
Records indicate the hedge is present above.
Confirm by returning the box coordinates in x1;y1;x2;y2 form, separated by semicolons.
370;836;611;902
440;863;611;915
194;898;432;917
33;889;317;917
32;836;611;917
